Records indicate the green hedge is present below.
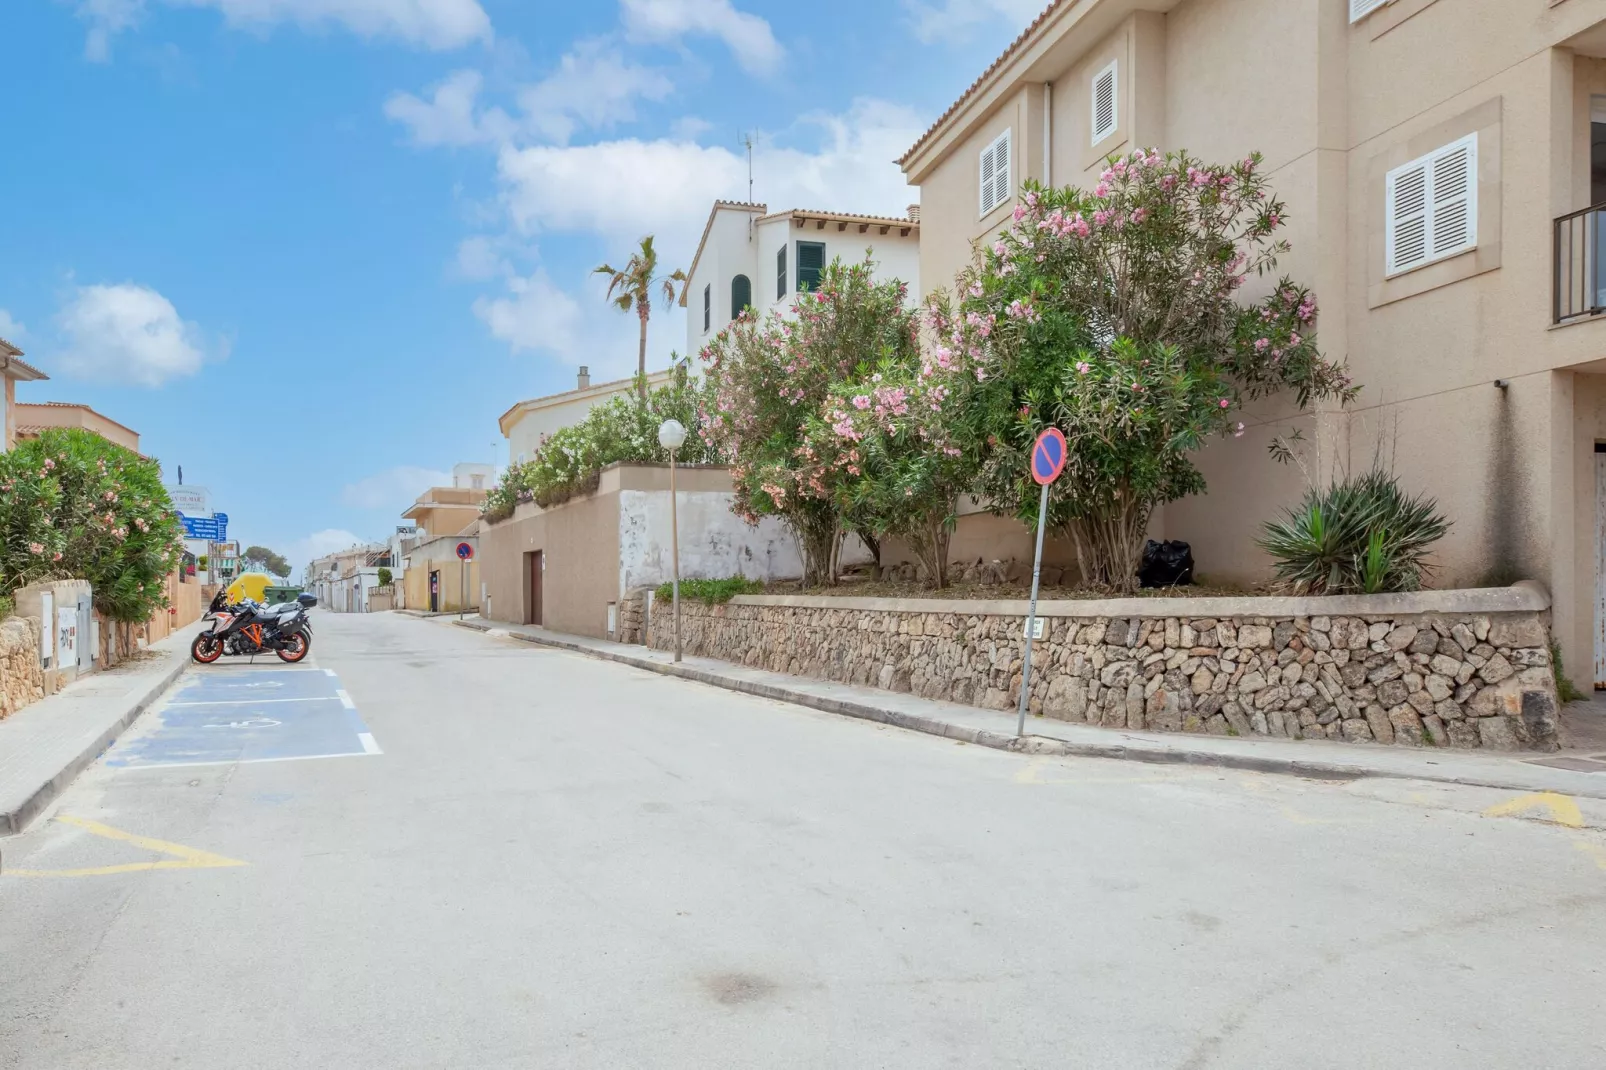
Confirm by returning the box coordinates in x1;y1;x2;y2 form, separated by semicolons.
653;577;762;605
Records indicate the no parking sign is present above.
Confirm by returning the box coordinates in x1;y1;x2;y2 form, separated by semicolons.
1018;427;1066;736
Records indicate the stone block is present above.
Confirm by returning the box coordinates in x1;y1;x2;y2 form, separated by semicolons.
1340;719;1373;743
1422;714;1449;747
1388;705;1425;746
1043;676;1087;721
1409;630;1439;656
1510;647;1550;668
1445;719;1480;748
1450;622;1478;653
1425;674;1454;702
1238;624;1273;649
1376;679;1409;708
1487;618;1546;649
1477;654;1514;685
1477;717;1522;751
1364;705;1395;744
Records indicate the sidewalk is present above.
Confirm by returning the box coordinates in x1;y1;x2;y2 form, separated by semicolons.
0;622;199;835
452;618;1606;801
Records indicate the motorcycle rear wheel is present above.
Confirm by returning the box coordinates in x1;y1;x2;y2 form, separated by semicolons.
191;634;223;664
276;633;310;663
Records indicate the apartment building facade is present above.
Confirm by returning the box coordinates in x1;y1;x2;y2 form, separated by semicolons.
900;0;1606;687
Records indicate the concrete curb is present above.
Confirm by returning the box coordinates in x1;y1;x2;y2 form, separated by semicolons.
1;651;190;837
453;618;1606;797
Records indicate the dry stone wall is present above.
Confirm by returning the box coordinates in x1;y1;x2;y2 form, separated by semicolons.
0;616;45;720
647;590;1561;751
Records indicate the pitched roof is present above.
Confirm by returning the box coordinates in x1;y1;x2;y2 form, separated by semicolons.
13;401;138;439
681;200;768;306
757;207;920;232
497;368;676;435
0;338;48;381
897;0;1064;169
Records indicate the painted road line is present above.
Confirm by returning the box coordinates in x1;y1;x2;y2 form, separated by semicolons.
6;815;247;878
324;668;337;677
358;732;382;755
109;752;386;772
165;696;344;708
336;689;355;710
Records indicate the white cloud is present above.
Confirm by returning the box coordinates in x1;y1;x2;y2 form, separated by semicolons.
56;282;216;387
384;69;512;146
341;465;453;509
290;528;371;573
473;268;681;378
902;0;1045;44
79;0;491;60
74;0;144;61
620;0;781;75
0;309;26;342
454;235;508;279
494;98;925;254
515;40;673;144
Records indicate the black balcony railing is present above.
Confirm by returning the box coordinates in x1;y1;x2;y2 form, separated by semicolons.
1554;202;1606;323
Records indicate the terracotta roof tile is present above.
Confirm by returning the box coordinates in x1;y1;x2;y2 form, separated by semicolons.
761;208;921;229
897;0;1064;169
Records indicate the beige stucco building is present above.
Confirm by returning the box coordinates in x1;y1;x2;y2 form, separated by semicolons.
1;338;48;451
898;0;1606;689
13;402;140;453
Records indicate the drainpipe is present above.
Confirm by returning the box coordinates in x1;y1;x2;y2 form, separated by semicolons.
1043;81;1053;186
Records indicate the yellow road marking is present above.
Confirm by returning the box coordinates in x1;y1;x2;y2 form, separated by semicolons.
1482;792;1583;828
7;815;247;878
1575;841;1606;872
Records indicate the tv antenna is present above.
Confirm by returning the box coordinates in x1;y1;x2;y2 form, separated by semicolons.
738;131;755;240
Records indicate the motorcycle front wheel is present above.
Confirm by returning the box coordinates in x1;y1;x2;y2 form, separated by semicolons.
191;634;223;664
276;633;310;663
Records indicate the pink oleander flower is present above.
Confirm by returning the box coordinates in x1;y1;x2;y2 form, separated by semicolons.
1076;361;1091;375
1254;338;1270;352
1234;422;1246;438
1219;398;1230;408
28;542;44;554
42;458;55;470
1131;208;1148;223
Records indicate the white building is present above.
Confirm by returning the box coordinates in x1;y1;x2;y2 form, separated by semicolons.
450;461;497;491
499;366;675;467
681;201;921;358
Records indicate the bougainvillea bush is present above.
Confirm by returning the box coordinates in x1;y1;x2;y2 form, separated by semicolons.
481;369;714;524
0;428;184;621
927;149;1356;591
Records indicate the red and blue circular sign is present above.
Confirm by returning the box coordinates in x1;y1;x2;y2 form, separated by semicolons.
1031;428;1067;486
456;542;475;561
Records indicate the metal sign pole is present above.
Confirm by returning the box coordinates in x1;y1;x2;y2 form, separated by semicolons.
459;559;465;621
670;448;682;663
1016;479;1050;738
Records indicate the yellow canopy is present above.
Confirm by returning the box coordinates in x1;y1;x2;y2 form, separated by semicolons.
226;573;273;604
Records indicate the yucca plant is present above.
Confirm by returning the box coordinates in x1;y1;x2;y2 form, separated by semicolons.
1259;469;1449;594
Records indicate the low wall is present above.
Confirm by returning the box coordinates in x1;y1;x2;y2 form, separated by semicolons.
0;615;44;719
645;584;1563;752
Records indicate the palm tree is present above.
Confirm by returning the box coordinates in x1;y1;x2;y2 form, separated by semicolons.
594;236;687;401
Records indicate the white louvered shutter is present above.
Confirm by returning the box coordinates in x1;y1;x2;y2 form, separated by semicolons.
980;129;1011;214
1092;62;1117;144
1428;134;1477;261
980;139;997;214
1385;133;1476;277
1349;0;1391;23
993;130;1011;209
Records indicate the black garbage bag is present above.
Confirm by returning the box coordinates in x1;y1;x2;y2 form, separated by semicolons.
1137;539;1194;588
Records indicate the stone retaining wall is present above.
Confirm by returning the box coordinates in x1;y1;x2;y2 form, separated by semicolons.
645;586;1562;751
0;616;45;720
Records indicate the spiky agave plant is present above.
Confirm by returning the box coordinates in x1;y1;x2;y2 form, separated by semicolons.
1259;468;1448;594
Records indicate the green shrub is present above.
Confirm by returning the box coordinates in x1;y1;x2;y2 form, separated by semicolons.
1258;468;1449;595
1551;638;1588;705
483;369;714;524
654;577;762;605
376;567;393;587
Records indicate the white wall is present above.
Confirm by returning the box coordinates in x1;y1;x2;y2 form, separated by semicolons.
617;489;803;593
505;373;672;466
684;208;922;358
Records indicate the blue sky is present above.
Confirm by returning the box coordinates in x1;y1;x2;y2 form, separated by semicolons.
0;0;1039;573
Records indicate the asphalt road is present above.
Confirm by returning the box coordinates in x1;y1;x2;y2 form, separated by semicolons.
3;611;1605;1069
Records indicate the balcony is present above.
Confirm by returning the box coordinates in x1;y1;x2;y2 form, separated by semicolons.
1554;202;1606;323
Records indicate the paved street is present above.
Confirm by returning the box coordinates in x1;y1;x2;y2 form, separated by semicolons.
3;611;1605;1069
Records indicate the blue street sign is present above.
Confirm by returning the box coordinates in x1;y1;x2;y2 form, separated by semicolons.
179;512;229;541
1031;428;1067;486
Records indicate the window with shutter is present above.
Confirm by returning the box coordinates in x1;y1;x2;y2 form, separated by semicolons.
797;241;825;292
978;129;1011;215
730;274;751;320
1349;0;1393;23
1385;133;1477;277
1091;61;1117;145
702;284;711;331
776;246;787;299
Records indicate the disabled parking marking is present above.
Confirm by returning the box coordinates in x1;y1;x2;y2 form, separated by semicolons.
6;815;247;879
106;668;381;770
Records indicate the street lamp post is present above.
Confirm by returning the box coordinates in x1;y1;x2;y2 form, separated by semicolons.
658;419;687;663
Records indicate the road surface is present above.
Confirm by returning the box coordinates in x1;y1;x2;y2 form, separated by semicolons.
3;611;1604;1069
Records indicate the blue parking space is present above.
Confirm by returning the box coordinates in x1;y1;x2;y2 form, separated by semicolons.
107;668;381;769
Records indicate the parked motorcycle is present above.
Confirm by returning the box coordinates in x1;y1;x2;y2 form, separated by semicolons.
191;590;318;664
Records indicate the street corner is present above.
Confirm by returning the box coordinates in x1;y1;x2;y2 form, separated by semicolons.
104;666;381;771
